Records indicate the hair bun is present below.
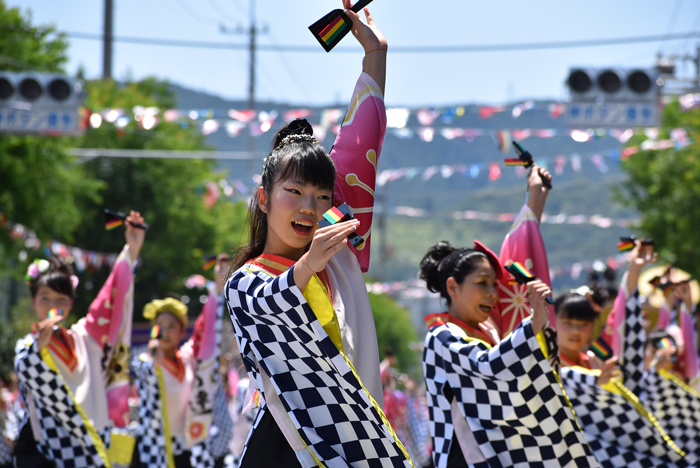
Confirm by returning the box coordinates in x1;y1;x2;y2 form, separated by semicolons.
419;241;455;294
271;118;314;151
287;118;313;136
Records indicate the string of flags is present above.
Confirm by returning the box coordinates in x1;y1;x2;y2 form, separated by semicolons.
1;214;118;273
84;98;693;149
390;206;640;229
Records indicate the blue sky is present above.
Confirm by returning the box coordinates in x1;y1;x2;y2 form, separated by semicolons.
11;0;700;106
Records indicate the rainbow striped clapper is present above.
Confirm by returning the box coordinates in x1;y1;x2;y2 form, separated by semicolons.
202;254;217;271
104;209;150;231
589;336;613;361
506;141;552;189
504;261;555;304
150;325;162;340
47;308;63;319
318;203;364;248
309;0;374;52
617;237;635;252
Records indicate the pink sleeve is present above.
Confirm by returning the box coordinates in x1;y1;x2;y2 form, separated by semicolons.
81;245;134;427
496;204;555;337
679;307;699;380
83;245;134;350
330;72;386;273
655;307;670;330
189;291;218;362
601;283;627;358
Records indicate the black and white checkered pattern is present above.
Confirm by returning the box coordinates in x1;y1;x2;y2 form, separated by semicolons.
0;392;22;465
225;265;413;467
131;356;215;468
639;370;700;459
423;320;598;468
620;289;647;396
210;386;234;459
14;334;110;467
561;367;694;467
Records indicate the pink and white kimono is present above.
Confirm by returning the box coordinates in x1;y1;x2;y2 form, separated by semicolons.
14;245;135;467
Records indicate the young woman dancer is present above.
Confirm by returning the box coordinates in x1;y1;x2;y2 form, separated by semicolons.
224;2;413;466
420;167;599;468
14;211;145;467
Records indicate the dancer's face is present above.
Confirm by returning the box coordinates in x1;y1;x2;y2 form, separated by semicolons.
154;313;186;355
259;177;333;260
446;258;499;328
32;285;74;322
556;314;593;355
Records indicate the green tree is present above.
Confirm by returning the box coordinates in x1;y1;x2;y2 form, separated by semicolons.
70;78;247;318
0;1;101;260
369;292;419;374
617;101;700;278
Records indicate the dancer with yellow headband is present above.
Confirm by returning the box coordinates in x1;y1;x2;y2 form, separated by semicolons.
131;290;223;468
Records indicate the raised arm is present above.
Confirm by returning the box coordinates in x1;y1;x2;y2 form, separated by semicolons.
526;164;552;223
83;211;145;349
343;0;387;94
329;1;387;273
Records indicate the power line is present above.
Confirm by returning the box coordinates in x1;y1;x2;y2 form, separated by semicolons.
203;0;239;23
15;28;700;54
172;0;220;26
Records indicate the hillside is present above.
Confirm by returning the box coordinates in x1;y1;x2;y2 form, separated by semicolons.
169;83;636;292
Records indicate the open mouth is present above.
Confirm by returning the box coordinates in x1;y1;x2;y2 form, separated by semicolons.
291;220;314;236
478;304;493;314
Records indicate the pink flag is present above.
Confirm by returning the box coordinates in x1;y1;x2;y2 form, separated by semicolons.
496;204;555;338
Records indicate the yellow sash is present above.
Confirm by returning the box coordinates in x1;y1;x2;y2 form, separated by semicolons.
247;265;414;467
40;347;114;468
570;366;686;457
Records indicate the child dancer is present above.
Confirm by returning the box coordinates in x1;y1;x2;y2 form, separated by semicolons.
224;1;413;466
14;211;145;467
556;289;693;467
131;289;222;468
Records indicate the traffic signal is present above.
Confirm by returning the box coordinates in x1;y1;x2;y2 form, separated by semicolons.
0;72;85;136
566;67;659;102
565;67;661;127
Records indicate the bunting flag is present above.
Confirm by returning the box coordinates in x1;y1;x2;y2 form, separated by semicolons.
2;214;119;273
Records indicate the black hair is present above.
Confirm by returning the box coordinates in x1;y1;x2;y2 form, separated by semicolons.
232;119;336;270
646;330;676;350
29;257;75;299
587;265;618;305
419;241;496;306
554;292;598;323
383;345;394;358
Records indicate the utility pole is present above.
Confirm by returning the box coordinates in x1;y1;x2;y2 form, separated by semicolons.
220;0;268;175
102;0;113;79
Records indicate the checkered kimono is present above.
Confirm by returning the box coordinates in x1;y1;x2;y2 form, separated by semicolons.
0;390;22;465
209;295;234;459
599;279;646;395
600;275;700;459
226;259;412;467
639;369;700;459
560;367;693;467
14;337;113;467
13;245;136;468
423;316;599;468
131;290;223;468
